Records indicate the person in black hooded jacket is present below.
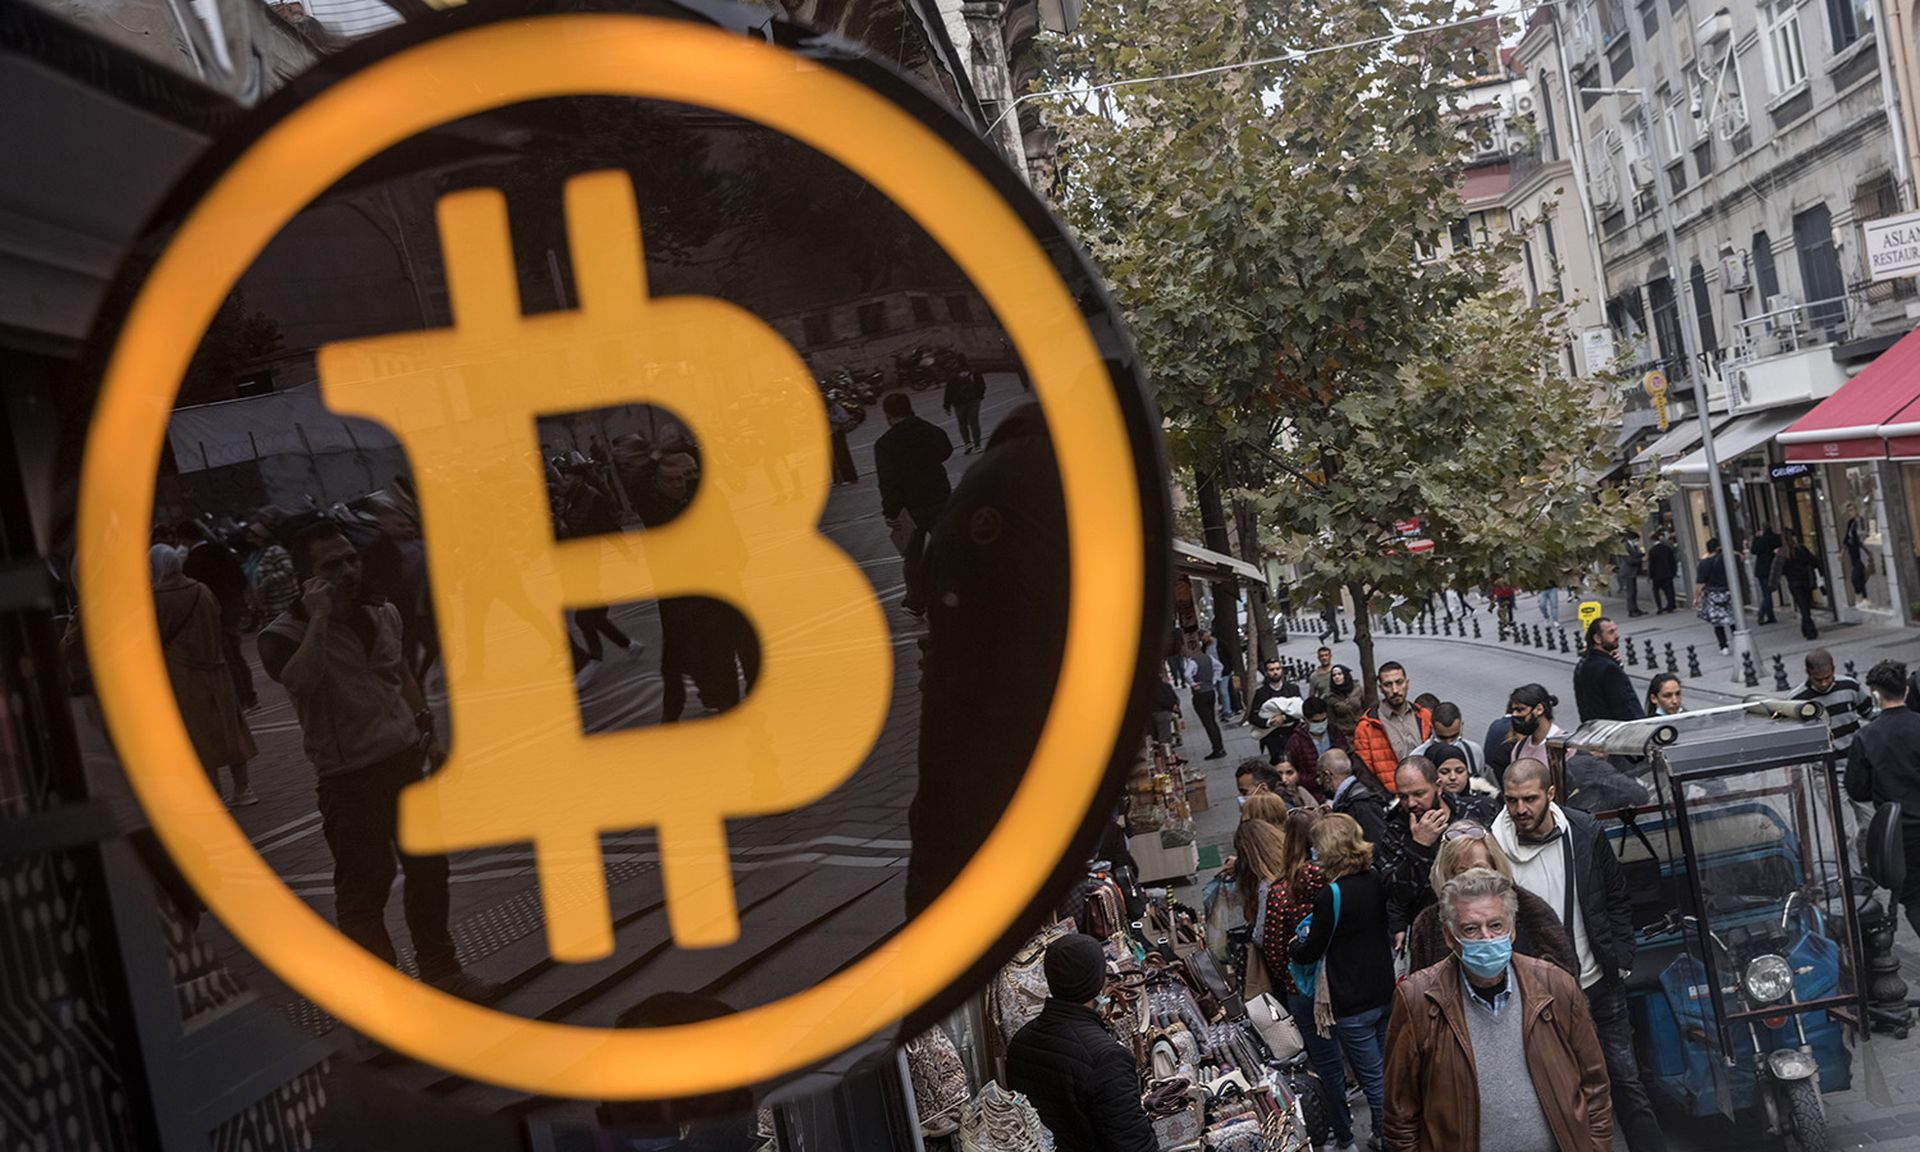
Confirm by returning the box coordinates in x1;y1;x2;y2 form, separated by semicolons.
1005;934;1156;1152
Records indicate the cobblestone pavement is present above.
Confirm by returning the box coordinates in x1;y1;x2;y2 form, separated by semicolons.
1173;620;1920;1151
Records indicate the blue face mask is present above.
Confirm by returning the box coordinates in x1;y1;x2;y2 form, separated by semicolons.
1458;934;1513;981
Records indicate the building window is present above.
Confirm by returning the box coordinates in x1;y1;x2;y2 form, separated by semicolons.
1542;214;1564;295
1662;104;1685;160
1827;0;1870;51
1649;276;1686;373
1450;218;1474;251
946;294;974;322
1689;261;1720;353
1608;34;1634;84
802;313;833;346
1577;64;1603;110
1765;2;1808;93
1607;288;1652;364
1522;238;1540;300
909;295;934;323
1640;0;1660;37
856;301;889;335
1537;72;1559;161
1792;203;1848;334
1752;230;1781;302
1693;138;1713;180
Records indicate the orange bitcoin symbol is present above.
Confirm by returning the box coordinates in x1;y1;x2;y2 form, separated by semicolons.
318;170;892;960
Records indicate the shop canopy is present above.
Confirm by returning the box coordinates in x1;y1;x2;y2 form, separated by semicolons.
1664;405;1811;478
1629;416;1727;472
1776;323;1920;461
1173;539;1265;584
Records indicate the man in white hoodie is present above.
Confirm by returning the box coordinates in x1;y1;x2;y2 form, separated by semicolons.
1493;759;1667;1152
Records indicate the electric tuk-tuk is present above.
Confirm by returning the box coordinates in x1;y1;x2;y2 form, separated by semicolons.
1555;700;1871;1152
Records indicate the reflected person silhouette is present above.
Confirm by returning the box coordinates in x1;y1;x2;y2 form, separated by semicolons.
150;543;258;806
907;402;1067;915
595;992;757;1152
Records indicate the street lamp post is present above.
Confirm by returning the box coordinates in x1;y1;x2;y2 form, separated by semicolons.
1584;86;1757;683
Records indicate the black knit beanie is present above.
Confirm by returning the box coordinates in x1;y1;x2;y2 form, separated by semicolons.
1043;933;1108;1003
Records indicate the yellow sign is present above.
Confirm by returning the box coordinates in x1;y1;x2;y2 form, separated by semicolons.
1643;369;1671;431
1578;600;1604;627
78;14;1148;1099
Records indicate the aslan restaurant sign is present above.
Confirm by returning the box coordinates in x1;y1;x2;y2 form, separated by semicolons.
1864;209;1920;282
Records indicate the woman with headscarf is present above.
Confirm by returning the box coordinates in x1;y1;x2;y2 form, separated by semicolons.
1426;741;1497;800
151;544;258;806
1403;823;1576;976
1322;664;1364;738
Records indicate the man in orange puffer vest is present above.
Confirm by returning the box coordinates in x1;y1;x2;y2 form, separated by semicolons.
1352;660;1430;792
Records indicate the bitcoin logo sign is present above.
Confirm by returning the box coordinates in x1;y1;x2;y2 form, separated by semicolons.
78;9;1161;1099
321;171;890;960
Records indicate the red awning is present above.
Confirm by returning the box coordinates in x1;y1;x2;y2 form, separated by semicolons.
1776;323;1920;461
1886;391;1920;459
1461;163;1511;205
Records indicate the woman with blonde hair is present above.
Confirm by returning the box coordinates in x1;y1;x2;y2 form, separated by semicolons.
1289;813;1396;1146
1403;822;1576;975
1232;818;1290;996
1239;791;1289;828
1260;808;1359;1148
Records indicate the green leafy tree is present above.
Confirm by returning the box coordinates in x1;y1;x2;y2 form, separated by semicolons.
1042;0;1662;701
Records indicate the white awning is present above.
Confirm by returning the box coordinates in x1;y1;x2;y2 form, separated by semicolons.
1629;418;1721;472
1173;539;1265;583
1664;406;1811;478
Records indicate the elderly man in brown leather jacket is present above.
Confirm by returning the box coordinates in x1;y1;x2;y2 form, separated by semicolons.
1382;869;1613;1152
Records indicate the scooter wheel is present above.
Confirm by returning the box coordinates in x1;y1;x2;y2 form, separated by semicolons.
1783;1077;1829;1152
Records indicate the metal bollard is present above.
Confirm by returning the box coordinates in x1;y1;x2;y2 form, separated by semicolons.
1644;639;1657;669
1846;659;1858;680
1472;618;1482;640
1532;624;1544;648
1741;650;1759;688
1625;638;1638;667
1558;629;1572;654
1687;645;1702;679
1664;643;1678;674
1772;655;1790;692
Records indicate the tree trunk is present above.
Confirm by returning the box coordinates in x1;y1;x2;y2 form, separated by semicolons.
1196;462;1245;715
1347;580;1379;710
1227;455;1278;664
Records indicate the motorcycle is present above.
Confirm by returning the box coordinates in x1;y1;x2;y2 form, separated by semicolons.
893;343;963;391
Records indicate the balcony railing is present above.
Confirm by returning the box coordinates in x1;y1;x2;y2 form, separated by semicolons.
1726;294;1856;367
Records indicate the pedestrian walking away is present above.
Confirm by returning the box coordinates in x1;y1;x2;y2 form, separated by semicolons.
1004;933;1157;1152
1493;759;1667;1152
1383;869;1613;1152
258;522;502;1005
1572;617;1642;724
1845;662;1920;937
1751;521;1781;625
1536;585;1561;626
1843;504;1871;600
942;361;988;453
1289;815;1397;1149
873;391;954;617
1647;532;1678;614
1692;536;1736;654
1778;531;1822;640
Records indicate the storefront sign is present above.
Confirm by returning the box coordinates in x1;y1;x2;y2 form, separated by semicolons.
1863;209;1920;283
1771;462;1810;480
1578;600;1603;628
1581;327;1614;375
76;5;1167;1100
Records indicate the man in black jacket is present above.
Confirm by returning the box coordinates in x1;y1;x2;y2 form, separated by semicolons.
1322;749;1389;845
1847;661;1920;935
1005;934;1156;1152
1648;532;1678;613
1375;755;1496;937
1573;617;1643;724
1494;758;1665;1152
942;362;989;453
1619;532;1646;617
873;391;953;617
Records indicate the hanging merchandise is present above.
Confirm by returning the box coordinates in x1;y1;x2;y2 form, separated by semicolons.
1241;993;1303;1062
1201;871;1245;966
956;1081;1054;1152
990;921;1074;1046
1129;730;1199;883
905;1025;971;1138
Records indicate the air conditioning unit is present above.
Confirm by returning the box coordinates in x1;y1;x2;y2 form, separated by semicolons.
1721;250;1750;292
1764;294;1800;333
1628;157;1655;187
1515;93;1537;115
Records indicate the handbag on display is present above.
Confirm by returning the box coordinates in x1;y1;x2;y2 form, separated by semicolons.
1183;951;1235;1021
1242;992;1304;1063
904;1026;970;1136
957;1081;1053;1152
991;922;1073;1045
1241;934;1272;1000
